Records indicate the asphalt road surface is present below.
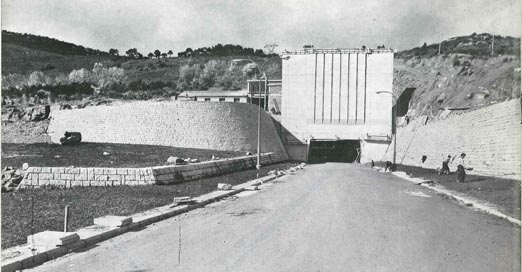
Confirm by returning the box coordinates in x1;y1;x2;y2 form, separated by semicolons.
28;163;520;272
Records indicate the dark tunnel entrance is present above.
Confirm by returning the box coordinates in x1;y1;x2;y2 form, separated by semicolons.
307;139;360;164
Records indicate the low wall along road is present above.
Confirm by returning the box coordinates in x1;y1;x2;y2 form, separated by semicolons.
19;153;284;188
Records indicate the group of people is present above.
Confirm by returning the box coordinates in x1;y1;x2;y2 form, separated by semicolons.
439;153;473;182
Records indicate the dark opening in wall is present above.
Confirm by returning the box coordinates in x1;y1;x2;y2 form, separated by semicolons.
308;139;360;163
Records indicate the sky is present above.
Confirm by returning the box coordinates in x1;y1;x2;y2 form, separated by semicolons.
2;0;521;55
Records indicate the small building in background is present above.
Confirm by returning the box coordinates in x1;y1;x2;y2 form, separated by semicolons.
247;79;282;114
177;88;249;103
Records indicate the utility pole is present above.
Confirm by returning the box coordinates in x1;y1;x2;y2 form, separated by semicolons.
491;34;495;56
264;43;278;54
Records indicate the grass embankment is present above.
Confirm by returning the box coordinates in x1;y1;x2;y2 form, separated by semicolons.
1;162;294;249
380;163;521;220
1;143;243;168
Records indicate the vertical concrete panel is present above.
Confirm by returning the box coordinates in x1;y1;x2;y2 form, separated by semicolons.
356;53;366;124
367;53;393;127
347;54;358;124
317;54;326;124
331;53;342;124
323;54;334;124
339;53;349;124
361;140;391;163
282;54;315;141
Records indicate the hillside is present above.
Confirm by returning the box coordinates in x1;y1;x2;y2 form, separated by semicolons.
2;30;110;57
396;33;520;59
1;31;519;116
394;34;520;119
1;31;121;75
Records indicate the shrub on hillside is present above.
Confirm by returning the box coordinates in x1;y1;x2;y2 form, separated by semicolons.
453;58;460;66
1;83;93;98
127;80;176;91
40;63;56;71
1;63;126;100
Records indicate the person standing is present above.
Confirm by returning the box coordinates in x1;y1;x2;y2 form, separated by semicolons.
455;153;472;182
439;155;451;175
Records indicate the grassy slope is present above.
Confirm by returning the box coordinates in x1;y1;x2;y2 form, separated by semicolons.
1;43;121;76
1;143;243;168
1;162;295;249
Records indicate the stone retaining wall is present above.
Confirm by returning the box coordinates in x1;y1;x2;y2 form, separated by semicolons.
47;101;288;159
382;99;521;178
18;153;284;188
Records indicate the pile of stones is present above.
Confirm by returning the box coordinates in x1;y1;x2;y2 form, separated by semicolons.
166;156;200;165
2;166;26;192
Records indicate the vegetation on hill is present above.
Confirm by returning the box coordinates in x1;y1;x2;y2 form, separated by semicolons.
2;30;110;56
1;30;519;118
177;44;277;58
396;33;520;59
1;31;282;103
394;33;520;119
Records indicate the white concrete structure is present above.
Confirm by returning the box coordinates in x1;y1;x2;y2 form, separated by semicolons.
281;47;394;163
178;89;248;103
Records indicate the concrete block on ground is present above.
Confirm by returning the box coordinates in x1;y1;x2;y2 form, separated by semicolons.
93;215;133;227
27;231;80;248
217;183;233;190
173;196;193;204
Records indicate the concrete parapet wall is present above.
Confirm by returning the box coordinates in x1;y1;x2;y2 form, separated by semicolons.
18;153;285;188
47;101;288;159
382;99;521;178
152;153;284;184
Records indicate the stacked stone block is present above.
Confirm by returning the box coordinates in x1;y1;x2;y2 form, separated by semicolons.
19;153;284;188
21;167;154;188
382;99;521;178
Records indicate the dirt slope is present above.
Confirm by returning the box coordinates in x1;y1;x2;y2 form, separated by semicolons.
394;54;520;118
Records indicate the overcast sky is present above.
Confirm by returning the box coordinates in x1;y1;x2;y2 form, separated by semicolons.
2;0;521;54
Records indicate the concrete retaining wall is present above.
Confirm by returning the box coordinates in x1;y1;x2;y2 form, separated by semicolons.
382;99;521;178
153;153;285;184
19;153;284;188
47;101;288;158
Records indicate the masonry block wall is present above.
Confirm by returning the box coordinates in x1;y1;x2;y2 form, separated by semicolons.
21;167;154;188
19;153;284;188
47;101;288;158
382;99;521;178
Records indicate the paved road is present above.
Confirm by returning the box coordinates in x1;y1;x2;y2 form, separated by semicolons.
29;163;520;272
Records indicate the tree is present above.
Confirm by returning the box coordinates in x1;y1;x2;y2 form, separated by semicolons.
254;49;265;56
154;50;161;58
28;71;47;86
161;53;168;58
125;48;139;58
167;50;173;58
148;52;154;58
109;48;119;56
